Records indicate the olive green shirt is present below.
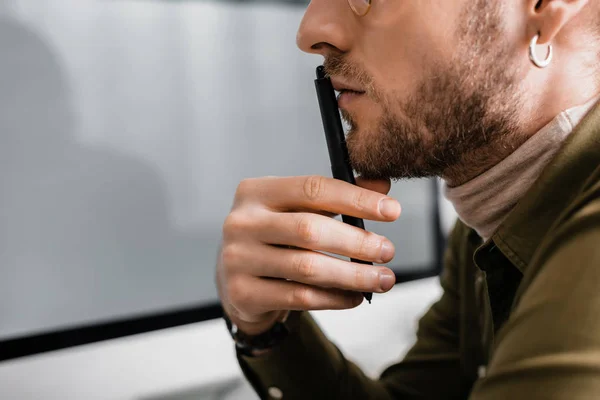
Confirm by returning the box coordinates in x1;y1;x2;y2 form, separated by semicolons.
236;101;600;399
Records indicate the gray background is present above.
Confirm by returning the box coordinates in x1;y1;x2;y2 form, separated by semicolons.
0;0;435;341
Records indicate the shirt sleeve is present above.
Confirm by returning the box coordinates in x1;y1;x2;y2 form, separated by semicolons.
469;204;600;400
237;222;474;400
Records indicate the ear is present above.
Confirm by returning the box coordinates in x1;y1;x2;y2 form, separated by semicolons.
527;0;590;44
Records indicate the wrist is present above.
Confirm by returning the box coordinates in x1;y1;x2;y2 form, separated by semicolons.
232;312;287;336
223;310;291;356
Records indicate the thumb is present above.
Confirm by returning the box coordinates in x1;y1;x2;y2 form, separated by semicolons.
355;176;392;196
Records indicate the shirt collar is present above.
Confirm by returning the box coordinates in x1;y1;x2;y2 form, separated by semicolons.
490;98;600;273
444;108;575;242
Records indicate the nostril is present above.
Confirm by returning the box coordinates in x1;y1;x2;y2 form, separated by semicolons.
311;42;332;53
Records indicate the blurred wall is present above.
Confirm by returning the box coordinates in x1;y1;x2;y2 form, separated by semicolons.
0;0;439;341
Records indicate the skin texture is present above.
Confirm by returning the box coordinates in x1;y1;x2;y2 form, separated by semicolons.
216;0;600;336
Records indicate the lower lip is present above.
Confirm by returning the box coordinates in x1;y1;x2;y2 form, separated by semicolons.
337;91;365;108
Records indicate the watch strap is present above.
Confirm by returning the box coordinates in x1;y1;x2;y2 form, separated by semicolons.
224;312;290;356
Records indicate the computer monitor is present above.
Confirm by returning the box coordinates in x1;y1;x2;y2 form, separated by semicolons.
0;0;443;362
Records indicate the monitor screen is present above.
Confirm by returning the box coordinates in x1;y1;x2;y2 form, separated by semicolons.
0;0;439;354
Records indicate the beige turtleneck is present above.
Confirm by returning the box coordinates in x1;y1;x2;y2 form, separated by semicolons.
444;95;600;242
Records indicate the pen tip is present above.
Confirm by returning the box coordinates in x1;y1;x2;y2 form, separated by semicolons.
316;65;326;79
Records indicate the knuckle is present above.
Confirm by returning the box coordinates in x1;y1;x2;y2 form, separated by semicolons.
222;211;252;238
235;178;258;201
353;264;367;289
355;232;376;259
235;179;249;199
291;286;312;309
296;215;321;244
293;253;317;280
303;175;326;202
221;243;244;268
375;238;387;260
352;189;369;213
355;232;369;258
227;275;248;306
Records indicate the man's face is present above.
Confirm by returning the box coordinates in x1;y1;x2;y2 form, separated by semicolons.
297;0;529;185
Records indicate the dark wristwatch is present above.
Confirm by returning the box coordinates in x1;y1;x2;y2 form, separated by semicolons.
223;312;290;357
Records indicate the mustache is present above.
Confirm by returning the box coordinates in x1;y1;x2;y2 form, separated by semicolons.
323;54;378;99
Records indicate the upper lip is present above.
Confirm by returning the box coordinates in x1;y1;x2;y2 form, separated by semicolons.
330;77;365;93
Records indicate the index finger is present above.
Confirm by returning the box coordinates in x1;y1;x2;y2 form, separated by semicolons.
262;175;401;221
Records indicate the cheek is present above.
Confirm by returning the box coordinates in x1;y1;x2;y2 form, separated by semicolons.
360;100;384;131
343;95;385;137
501;1;528;52
358;1;465;99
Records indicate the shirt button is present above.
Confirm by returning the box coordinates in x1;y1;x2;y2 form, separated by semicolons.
268;386;283;399
478;365;487;378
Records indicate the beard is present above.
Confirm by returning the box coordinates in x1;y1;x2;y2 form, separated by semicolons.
324;0;525;186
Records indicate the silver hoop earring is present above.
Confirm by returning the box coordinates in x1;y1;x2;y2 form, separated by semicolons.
529;33;553;68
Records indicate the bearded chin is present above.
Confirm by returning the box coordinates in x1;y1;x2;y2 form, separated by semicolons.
343;107;443;182
342;67;522;184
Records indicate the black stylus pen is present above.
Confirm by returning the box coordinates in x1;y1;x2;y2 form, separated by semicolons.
314;65;373;304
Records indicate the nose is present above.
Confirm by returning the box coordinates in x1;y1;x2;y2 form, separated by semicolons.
296;0;355;57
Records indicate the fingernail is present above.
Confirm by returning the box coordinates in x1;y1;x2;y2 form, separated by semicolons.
379;241;394;263
379;199;400;219
379;272;396;292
